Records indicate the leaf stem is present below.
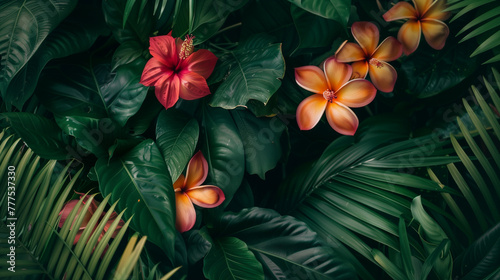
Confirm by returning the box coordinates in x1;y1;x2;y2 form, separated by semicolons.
214;23;242;36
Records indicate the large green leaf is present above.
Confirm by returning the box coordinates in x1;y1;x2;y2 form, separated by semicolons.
400;40;479;98
190;0;249;43
0;112;71;160
55;115;129;158
200;105;244;206
214;207;357;279
0;0;77;98
231;109;285;179
203;235;264;280
95;139;177;263
453;223;500;279
4;0;108;110
290;4;340;53
287;0;351;27
156;108;200;181
209;35;285;109
411;196;452;280
102;0;155;44
38;61;148;126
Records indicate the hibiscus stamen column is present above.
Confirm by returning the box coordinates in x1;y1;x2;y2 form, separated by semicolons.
179;35;195;60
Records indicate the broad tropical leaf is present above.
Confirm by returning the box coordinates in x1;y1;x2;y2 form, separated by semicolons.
288;0;351;27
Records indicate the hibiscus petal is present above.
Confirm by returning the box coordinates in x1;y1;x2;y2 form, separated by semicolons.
296;94;328;130
59;200;79;228
180;49;218;79
423;0;450;21
155;75;181;109
186;185;225;208
351;61;369;79
104;212;125;238
421;19;449;50
351;21;380;55
140;58;174;87
413;0;433;15
149;35;178;68
336;79;377;107
398;20;421;55
184;151;209;190
177;71;211;100
372;37;403;61
335;41;366;62
324;57;352;92
325;102;359;136
173;174;185;191
383;2;417;21
175;192;196;232
369;61;398;92
295;66;329;94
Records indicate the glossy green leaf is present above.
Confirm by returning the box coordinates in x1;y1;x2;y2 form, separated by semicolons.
209;35;285;109
112;41;145;71
200;105;244;206
156;108;199;181
203;236;264;280
55;115;128;158
5;0;108;110
95;139;176;263
38;61;148;126
290;4;340;53
411;196;452;280
215;207;357;279
400;41;479;98
0;0;77;98
231;109;285;179
0;113;70;160
288;0;351;27
103;0;155;43
190;0;250;43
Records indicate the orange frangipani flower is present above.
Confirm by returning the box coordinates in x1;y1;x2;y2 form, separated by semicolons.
295;58;377;135
173;151;225;232
383;0;450;55
140;32;218;109
336;22;403;93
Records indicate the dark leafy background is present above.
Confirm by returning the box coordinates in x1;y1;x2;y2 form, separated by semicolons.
0;0;499;279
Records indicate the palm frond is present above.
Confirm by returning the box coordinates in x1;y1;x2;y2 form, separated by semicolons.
0;128;149;279
448;0;500;64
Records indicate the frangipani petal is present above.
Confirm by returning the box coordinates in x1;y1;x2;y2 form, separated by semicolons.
296;94;328;130
186;185;225;208
175;192;196;232
413;0;433;15
184;151;208;190
177;71;212;100
369;61;398;92
351;61;369;79
398;20;421;55
424;0;450;21
180;49;218;79
295;66;329;94
383;2;417;21
325;102;359;136
149;35;178;68
335;41;366;62
140;58;174;87
155;75;181;109
372;37;403;62
173;174;185;191
421;19;449;50
352;22;380;55
336;79;377;107
324;58;352;92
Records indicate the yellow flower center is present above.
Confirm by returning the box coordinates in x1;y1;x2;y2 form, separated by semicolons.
179;35;195;60
369;58;383;69
323;89;337;103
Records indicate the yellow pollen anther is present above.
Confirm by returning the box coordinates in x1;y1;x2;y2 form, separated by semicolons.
369;58;383;68
323;89;337;103
179;35;195;60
